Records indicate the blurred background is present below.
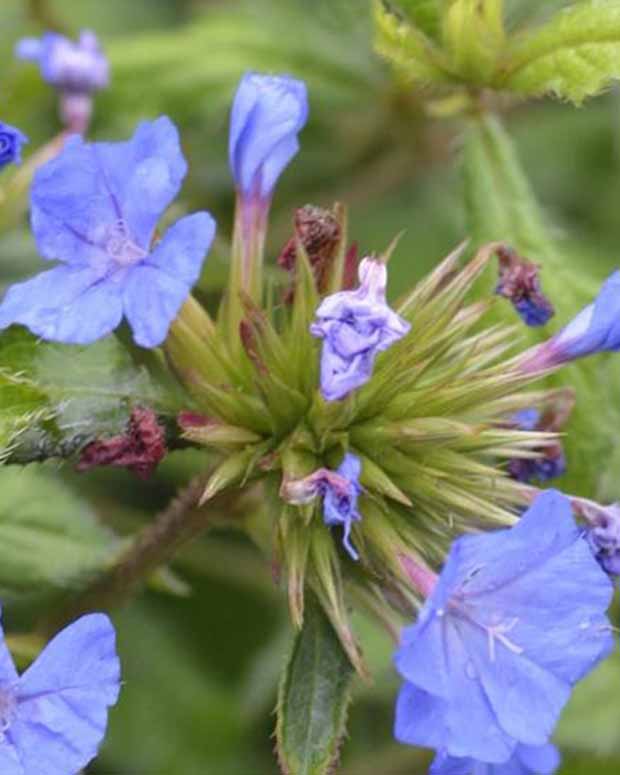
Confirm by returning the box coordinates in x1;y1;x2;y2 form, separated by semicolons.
0;0;619;773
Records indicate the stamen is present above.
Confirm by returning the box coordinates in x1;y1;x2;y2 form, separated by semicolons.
486;618;523;662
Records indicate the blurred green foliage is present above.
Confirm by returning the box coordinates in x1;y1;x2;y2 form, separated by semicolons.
0;0;619;773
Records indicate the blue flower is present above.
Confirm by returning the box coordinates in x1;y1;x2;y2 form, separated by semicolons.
0;610;120;774
521;271;620;370
229;71;308;199
506;408;566;483
16;30;109;93
393;490;614;765
0;122;28;170
495;246;554;328
583;503;620;577
310;257;411;401
430;744;560;775
322;453;363;560
0;117;216;347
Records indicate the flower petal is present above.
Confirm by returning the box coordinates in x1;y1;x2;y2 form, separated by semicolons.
123;264;190;348
31;117;187;265
14;614;120;775
147;211;216;287
0;265;123;344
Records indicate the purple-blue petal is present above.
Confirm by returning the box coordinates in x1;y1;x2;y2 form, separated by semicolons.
393;490;614;762
15;30;109;93
0;264;122;344
0;122;28;170
122;264;191;348
430;744;560;775
13;614;120;775
147;211;216;287
553;270;620;360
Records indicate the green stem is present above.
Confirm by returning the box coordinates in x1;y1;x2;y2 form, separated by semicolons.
46;472;215;628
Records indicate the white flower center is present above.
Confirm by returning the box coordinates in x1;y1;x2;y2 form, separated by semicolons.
105;220;147;266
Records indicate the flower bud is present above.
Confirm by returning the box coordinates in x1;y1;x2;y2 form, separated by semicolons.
16;30;109;94
495;245;554;327
229;72;308;200
0;121;28;170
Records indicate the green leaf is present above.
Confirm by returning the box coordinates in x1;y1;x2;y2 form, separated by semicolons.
276;592;354;775
0;465;118;603
0;329;177;464
502;2;620;104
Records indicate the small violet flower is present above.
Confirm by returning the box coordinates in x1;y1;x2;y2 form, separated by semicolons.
394;490;614;766
0;610;120;774
281;453;363;560
431;744;560;775
322;453;363;560
16;30;109;94
0;116;216;348
229;71;308;201
310;257;411;401
495;246;554;327
0;122;28;170
520;270;620;371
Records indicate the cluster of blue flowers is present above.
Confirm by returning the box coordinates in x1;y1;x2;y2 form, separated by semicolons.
0;611;120;774
2;21;620;775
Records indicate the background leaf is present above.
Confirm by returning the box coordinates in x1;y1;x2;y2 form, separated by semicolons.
0;465;118;604
502;2;620;104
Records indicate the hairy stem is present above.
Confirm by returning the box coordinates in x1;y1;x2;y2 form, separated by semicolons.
46;473;227;630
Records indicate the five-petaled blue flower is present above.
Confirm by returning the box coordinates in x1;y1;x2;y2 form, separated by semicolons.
393;490;614;766
229;71;308;200
0;116;216;348
322;453;363;560
16;30;109;94
0;610;120;774
0;122;28;170
430;743;560;775
310;257;411;401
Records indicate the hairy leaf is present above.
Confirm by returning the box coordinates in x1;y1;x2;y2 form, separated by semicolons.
0;329;177;464
502;2;620;104
276;592;354;775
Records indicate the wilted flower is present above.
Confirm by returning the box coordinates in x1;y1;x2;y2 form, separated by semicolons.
394;490;613;764
0;121;28;170
506;397;574;483
229;71;308;200
519;270;620;371
0;116;216;347
0;610;120;774
495;245;554;327
310;257;410;400
430;744;560;775
16;30;109;94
